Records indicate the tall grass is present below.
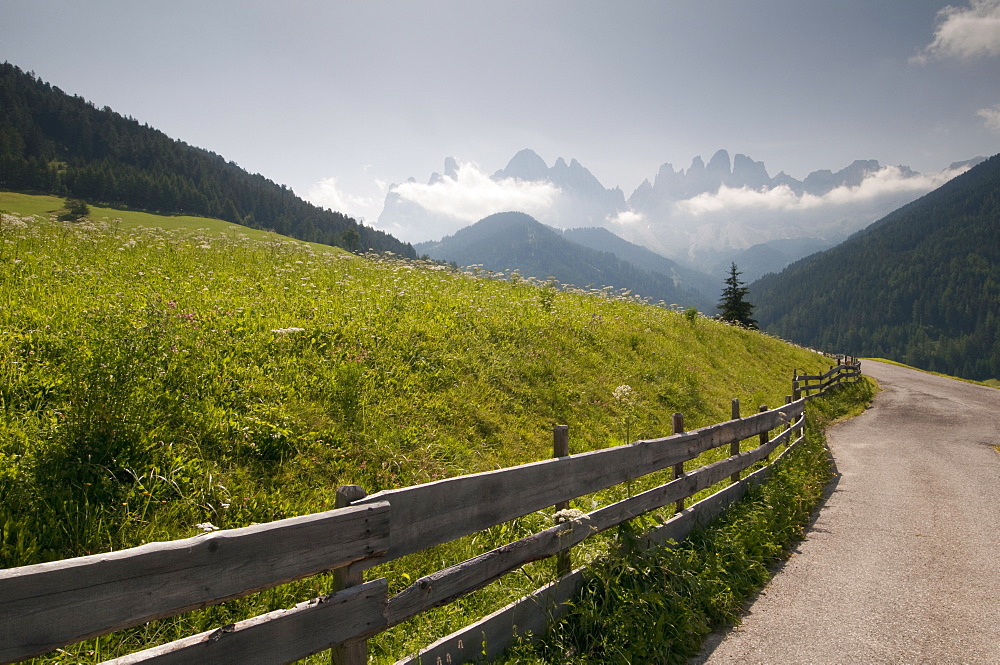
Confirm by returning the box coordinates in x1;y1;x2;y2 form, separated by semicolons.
0;196;842;662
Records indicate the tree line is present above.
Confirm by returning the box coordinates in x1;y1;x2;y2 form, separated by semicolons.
0;62;414;257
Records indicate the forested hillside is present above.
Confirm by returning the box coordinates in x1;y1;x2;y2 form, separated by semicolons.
416;211;710;309
752;153;1000;381
562;226;718;306
0;63;413;256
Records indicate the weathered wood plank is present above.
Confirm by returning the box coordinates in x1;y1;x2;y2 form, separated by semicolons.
101;578;389;665
392;569;585;665
355;403;804;566
0;502;390;663
382;421;800;628
641;428;804;550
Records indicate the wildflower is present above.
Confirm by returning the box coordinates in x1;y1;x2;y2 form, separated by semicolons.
612;384;633;403
272;327;306;334
194;522;219;533
613;384;638;444
553;508;587;524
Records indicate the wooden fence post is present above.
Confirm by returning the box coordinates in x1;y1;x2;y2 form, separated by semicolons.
553;425;572;577
672;413;685;513
730;399;741;484
785;395;793;443
759;405;770;462
792;369;800;401
331;485;368;665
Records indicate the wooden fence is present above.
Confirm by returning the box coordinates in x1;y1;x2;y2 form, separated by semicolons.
0;359;862;665
794;356;861;399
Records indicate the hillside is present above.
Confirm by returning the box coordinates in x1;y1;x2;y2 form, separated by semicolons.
720;237;832;283
561;226;719;303
0;195;834;661
752;153;1000;381
0;62;414;256
416;211;713;310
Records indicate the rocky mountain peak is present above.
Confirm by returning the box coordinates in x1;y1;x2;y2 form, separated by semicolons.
497;148;549;181
731;153;771;189
444;156;459;179
707;149;732;178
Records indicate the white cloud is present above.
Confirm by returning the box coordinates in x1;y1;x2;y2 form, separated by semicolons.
676;183;805;216
823;165;967;204
977;103;1000;133
607;210;646;225
675;165;969;217
392;161;560;223
306;176;379;222
913;0;1000;63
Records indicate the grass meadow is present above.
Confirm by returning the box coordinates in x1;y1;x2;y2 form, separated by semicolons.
0;193;844;663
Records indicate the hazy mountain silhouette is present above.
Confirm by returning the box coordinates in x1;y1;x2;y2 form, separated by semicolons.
415;212;713;310
378;148;980;275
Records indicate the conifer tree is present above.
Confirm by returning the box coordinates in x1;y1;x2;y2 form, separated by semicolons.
717;262;757;329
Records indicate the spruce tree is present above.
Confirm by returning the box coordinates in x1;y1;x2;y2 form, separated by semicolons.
717;262;757;329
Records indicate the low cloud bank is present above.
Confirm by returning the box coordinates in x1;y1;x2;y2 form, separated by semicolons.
393;162;560;223
365;158;969;249
606;210;646;226
675;165;968;217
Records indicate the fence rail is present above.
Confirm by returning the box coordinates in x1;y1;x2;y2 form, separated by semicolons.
0;359;862;665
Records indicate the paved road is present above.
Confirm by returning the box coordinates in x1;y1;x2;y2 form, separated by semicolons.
691;360;1000;665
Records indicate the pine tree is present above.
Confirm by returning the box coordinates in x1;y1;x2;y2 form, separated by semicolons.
717;262;757;329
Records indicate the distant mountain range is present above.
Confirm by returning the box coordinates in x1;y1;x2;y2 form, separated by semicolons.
415;212;714;311
381;148;982;277
752;153;1000;382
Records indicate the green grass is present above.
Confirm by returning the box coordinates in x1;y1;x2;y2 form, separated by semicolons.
0;191;286;240
0;194;847;663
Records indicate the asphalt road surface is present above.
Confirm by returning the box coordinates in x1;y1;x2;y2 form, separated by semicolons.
691;360;1000;665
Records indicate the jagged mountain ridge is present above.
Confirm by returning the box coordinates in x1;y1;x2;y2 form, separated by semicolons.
379;148;982;275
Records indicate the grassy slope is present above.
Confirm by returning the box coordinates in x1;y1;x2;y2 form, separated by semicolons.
0;191;282;238
0;194;838;662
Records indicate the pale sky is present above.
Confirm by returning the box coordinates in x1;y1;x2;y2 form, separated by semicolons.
3;0;999;240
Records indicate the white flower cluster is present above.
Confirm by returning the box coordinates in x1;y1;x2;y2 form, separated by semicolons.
612;384;633;403
553;508;587;524
0;213;29;228
272;327;306;334
194;522;219;533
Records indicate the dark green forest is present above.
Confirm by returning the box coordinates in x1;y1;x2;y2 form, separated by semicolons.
0;63;414;256
752;153;1000;381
